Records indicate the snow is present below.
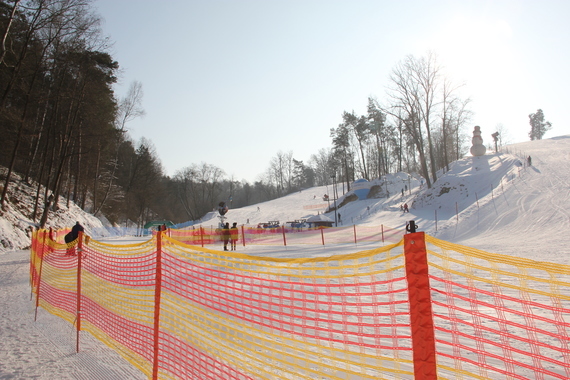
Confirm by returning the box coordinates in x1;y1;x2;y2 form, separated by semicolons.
196;135;569;265
1;136;569;378
0;167;111;253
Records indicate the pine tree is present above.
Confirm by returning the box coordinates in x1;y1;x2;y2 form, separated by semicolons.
528;109;552;140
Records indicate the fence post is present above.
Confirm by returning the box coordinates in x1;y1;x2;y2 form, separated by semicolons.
29;229;36;300
456;202;459;222
241;225;246;247
76;231;84;353
381;224;384;243
282;225;287;246
435;210;438;232
404;231;437;380
34;230;47;322
200;226;204;247
152;232;164;380
320;227;325;246
353;224;357;245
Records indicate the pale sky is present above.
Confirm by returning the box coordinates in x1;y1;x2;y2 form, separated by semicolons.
94;0;570;182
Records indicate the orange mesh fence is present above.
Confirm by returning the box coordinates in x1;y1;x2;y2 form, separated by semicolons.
31;229;413;379
30;229;570;379
169;224;403;247
425;234;570;379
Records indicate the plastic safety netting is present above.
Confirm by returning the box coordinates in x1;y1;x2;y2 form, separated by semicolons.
168;224;403;247
30;229;570;379
424;235;570;379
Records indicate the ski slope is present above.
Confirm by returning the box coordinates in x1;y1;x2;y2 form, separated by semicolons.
1;136;569;378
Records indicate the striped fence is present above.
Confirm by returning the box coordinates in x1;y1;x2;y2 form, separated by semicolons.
30;227;570;379
168;224;403;247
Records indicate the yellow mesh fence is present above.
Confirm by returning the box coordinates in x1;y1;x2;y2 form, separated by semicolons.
425;235;570;379
169;224;403;247
30;229;570;379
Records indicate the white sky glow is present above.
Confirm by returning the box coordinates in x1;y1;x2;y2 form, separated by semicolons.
94;0;570;182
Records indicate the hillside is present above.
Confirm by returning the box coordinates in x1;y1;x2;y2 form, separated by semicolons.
196;136;570;263
0;169;105;253
1;136;569;263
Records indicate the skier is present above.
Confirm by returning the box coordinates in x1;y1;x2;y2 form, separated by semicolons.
222;222;230;251
230;222;238;250
403;203;409;213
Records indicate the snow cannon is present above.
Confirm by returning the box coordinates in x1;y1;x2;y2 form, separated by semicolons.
218;201;229;216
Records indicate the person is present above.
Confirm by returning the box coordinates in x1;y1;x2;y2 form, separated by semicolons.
71;221;84;237
222;222;230;251
403;203;409;213
64;221;84;255
230;222;238;250
528;156;532;166
401;188;404;197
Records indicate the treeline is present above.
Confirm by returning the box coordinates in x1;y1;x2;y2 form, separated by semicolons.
0;1;472;229
266;52;473;193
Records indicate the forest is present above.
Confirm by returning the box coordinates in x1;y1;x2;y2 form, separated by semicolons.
3;0;538;229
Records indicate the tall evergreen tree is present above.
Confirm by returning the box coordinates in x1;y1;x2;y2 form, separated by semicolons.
528;109;552;140
330;123;352;191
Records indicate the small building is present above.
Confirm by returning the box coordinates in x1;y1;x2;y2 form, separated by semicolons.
306;214;334;228
143;220;174;231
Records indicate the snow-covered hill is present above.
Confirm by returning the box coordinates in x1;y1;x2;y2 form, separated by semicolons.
0;169;105;253
1;136;569;265
195;135;570;264
1;135;569;379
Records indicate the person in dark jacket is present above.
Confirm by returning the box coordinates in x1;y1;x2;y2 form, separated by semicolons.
222;222;230;251
64;222;84;255
71;221;84;238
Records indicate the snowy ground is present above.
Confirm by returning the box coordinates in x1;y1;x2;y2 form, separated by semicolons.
1;136;569;378
0;249;146;380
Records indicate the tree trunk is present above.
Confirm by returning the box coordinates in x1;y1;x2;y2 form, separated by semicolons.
0;0;21;65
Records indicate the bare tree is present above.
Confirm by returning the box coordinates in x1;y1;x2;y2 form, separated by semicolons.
384;55;432;188
0;0;21;65
440;78;471;171
174;162;225;221
384;52;470;188
493;123;513;149
309;148;335;186
269;151;294;195
1;0;104;210
413;51;441;183
93;81;145;216
115;80;145;131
